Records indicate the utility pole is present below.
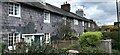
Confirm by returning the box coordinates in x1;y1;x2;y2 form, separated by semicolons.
116;0;120;51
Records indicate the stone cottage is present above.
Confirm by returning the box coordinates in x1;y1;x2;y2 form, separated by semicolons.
0;0;96;50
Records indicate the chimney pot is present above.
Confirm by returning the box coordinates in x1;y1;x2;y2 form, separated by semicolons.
76;9;84;17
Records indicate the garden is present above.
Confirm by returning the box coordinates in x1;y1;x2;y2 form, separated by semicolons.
1;22;120;54
1;31;120;55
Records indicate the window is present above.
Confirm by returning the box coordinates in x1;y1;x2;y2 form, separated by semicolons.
63;17;67;25
74;19;78;25
9;3;21;17
44;11;50;23
88;22;91;27
44;33;50;43
8;33;13;46
8;33;20;50
82;21;84;26
76;33;80;37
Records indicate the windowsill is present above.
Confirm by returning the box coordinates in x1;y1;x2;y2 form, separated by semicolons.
46;42;50;43
9;14;21;18
44;20;50;23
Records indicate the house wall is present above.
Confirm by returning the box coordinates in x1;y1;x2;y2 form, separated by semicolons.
90;22;94;28
1;2;45;43
0;2;2;42
1;2;85;44
1;2;9;43
70;18;84;35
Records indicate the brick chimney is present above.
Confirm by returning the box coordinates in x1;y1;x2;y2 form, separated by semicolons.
76;9;84;17
61;1;71;12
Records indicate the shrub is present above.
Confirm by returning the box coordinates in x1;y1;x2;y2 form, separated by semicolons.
7;41;58;53
63;33;78;40
79;32;102;47
80;47;106;53
61;48;68;53
60;44;79;53
112;49;120;53
78;32;105;53
67;44;78;50
0;43;2;54
1;43;8;53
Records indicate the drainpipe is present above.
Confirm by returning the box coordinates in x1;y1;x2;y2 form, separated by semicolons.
116;0;120;50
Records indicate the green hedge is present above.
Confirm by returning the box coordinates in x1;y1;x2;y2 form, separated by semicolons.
78;32;105;53
79;32;102;47
0;43;1;49
80;47;106;53
60;44;79;53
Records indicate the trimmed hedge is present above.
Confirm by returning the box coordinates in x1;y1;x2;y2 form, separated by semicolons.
78;32;105;53
79;32;102;47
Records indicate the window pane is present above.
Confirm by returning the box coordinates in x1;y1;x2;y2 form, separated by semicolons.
63;17;67;25
9;3;20;16
14;4;19;15
9;3;14;15
47;13;49;20
88;23;90;27
82;21;84;26
44;11;50;23
8;33;17;46
44;12;49;20
45;33;50;43
74;19;78;25
44;13;47;20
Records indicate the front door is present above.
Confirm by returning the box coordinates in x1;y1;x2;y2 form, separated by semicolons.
34;35;40;44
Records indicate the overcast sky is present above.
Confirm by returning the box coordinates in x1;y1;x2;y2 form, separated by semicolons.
46;0;117;26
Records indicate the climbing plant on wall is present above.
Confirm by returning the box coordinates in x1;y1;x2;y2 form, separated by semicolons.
60;19;75;40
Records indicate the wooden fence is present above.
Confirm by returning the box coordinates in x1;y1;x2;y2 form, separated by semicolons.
52;40;80;49
52;39;112;53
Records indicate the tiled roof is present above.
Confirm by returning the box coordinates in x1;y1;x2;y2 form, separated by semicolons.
46;3;88;21
21;2;90;21
4;1;92;22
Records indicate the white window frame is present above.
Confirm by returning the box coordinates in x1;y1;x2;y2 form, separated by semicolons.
82;21;84;26
74;19;78;25
45;33;51;44
63;17;67;25
44;11;50;23
8;33;20;50
8;3;21;17
92;24;95;28
76;33;80;37
40;37;43;45
22;33;44;46
88;22;91;27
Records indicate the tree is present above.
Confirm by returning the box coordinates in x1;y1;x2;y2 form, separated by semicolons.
60;20;75;40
